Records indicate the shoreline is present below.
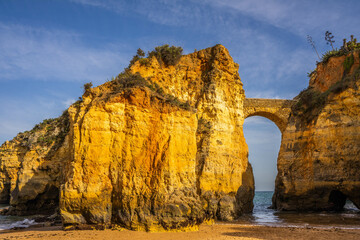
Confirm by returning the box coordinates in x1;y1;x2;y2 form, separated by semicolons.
2;223;360;240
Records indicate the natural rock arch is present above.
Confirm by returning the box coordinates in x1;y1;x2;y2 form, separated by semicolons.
243;98;296;133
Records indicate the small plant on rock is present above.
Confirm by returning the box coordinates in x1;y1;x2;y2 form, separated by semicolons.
148;44;183;66
307;35;320;60
83;82;93;94
325;31;335;50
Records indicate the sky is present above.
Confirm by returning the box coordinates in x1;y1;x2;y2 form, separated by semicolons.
0;0;359;191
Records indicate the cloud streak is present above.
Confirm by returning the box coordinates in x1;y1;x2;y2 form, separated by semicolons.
71;0;360;38
68;0;317;98
0;23;129;83
202;0;360;37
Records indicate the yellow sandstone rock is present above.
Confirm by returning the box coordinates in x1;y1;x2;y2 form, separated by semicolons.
59;45;253;230
0;114;70;215
273;51;360;210
1;44;360;230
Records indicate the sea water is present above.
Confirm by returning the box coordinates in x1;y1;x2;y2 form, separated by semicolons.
0;204;35;231
236;191;360;229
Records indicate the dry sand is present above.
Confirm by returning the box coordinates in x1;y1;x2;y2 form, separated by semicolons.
1;223;360;240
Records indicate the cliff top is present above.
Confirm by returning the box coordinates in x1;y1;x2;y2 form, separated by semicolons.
293;49;360;126
77;44;243;111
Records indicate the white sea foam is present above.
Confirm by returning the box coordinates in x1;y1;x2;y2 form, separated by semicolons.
0;218;35;231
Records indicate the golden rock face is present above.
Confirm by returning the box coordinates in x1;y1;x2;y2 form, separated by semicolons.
273;51;360;211
0;114;69;215
310;53;360;92
1;44;360;230
59;45;254;230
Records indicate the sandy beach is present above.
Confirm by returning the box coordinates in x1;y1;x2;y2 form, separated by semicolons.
1;223;360;240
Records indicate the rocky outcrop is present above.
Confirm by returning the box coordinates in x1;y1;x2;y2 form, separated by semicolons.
57;45;253;230
0;45;254;230
5;44;359;230
273;51;360;211
0;113;70;215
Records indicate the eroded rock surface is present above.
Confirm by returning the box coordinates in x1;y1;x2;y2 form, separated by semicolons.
58;45;253;230
273;51;360;211
4;44;359;231
0;113;70;215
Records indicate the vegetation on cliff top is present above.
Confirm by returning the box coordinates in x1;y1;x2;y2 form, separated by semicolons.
78;45;190;110
321;34;360;63
298;34;360;126
293;55;360;125
128;44;183;68
307;33;360;76
29;110;70;148
0;110;70;156
110;71;192;111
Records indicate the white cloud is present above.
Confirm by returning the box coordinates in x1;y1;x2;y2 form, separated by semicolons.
70;0;227;30
71;0;360;38
202;0;353;37
0;23;129;83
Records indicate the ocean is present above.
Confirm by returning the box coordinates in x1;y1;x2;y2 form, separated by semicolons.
236;191;360;229
0;204;35;230
1;192;359;231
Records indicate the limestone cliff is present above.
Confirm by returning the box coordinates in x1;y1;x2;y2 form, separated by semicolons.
59;45;253;231
3;43;360;230
273;51;360;211
58;45;253;230
0;45;254;230
0;112;70;215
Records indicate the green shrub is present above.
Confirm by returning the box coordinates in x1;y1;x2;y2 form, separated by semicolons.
127;45;183;69
292;87;327;124
148;44;183;66
128;48;146;68
138;58;150;67
136;48;145;57
321;49;344;63
113;72;149;90
83;82;93;94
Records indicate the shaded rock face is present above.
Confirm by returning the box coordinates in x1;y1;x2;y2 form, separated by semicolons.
273;51;360;211
0;113;70;215
59;45;254;230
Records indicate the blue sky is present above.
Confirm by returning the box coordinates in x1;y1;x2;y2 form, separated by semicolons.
1;0;359;191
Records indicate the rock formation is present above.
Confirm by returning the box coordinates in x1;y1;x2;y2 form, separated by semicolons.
59;45;254;230
273;51;360;211
1;44;359;231
0;113;69;215
0;45;254;231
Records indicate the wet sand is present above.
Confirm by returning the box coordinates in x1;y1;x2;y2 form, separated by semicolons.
1;223;360;240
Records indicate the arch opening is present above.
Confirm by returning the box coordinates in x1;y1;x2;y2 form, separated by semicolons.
327;190;359;211
243;116;281;193
328;190;347;211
